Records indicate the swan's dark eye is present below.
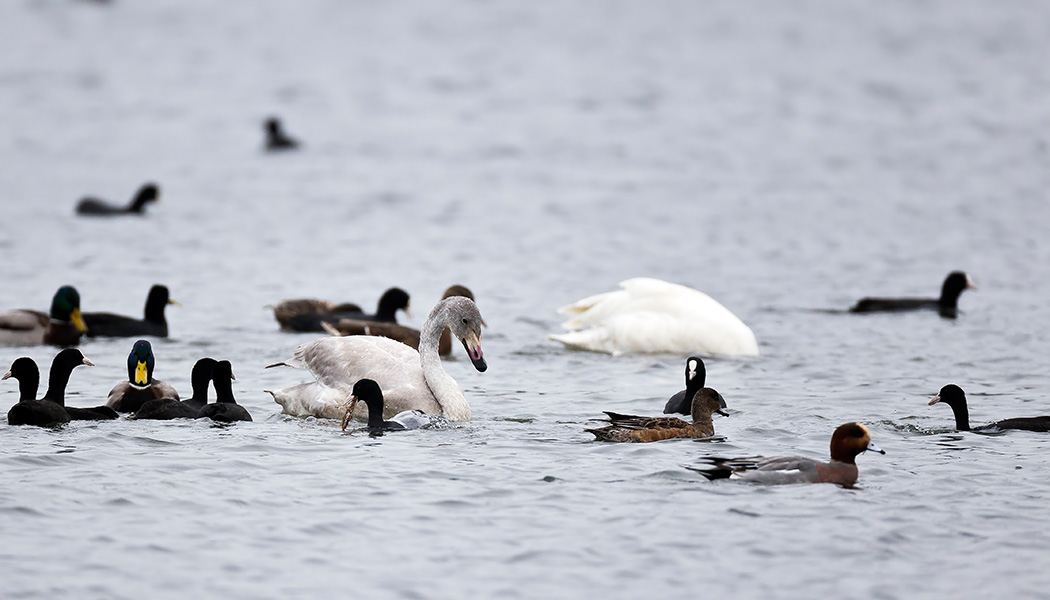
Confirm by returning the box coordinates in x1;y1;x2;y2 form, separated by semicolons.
462;318;468;324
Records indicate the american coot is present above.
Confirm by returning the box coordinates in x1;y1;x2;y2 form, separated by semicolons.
549;278;759;357
83;284;179;338
587;388;727;443
41;349;117;420
76;183;159;216
4;356;70;426
687;422;884;487
340;378;428;432
267;297;487;421
850;271;976;318
929;384;1050;432
4;350;115;425
135;358;218;420
663;356;720;415
197;360;252;422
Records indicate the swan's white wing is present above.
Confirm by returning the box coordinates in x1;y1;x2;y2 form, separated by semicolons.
274;336;442;418
558;278;702;330
550;277;758;357
294;336;419;389
556;290;618;317
267;383;348;419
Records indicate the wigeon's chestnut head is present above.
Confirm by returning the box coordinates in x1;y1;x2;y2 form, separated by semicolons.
829;422;883;464
688;422;884;487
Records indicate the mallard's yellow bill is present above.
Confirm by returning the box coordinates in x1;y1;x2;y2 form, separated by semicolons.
135;361;149;385
71;308;87;333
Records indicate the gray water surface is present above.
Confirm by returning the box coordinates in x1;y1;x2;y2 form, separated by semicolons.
3;1;1050;598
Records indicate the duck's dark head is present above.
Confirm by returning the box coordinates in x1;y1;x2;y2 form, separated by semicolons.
376;287;411;321
830;422;884;464
265;118;281;136
132;184;160;211
54;348;94;371
50;286;87;333
929;383;971;430
346;378;387;429
145;284;179;320
940;272;976;307
3;357;39;400
442;285;475;302
127;339;155;386
691;387;728;422
929;384;967;408
351;379;384;411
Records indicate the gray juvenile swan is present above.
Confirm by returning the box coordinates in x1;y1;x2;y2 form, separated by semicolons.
267;296;487;421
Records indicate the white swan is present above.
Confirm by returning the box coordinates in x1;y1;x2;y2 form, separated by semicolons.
548;278;759;357
266;297;487;421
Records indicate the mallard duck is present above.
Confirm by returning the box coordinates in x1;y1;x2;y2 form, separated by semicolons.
135;358;217;420
197;360;252;422
105;340;179;413
688;423;884;487
75;183;159;216
83;284;179;338
850;271;976;318
0;286;87;347
587;387;727;443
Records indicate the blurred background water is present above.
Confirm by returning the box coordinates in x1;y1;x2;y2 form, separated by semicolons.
2;0;1050;597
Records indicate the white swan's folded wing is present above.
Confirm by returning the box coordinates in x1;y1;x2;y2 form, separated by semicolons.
295;336;418;389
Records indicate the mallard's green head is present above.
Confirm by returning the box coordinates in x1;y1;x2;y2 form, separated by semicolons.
127;339;155;386
50;286;86;332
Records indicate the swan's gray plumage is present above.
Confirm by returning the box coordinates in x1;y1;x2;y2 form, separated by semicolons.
268;297;487;421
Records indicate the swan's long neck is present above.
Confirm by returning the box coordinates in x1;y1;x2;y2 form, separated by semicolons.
420;305;471;421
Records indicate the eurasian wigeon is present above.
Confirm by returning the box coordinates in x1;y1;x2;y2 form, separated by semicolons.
688;422;884;487
587;387;728;443
929;384;1050;432
849;271;976;318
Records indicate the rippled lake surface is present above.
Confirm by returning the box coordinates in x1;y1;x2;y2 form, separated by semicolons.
3;0;1050;597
